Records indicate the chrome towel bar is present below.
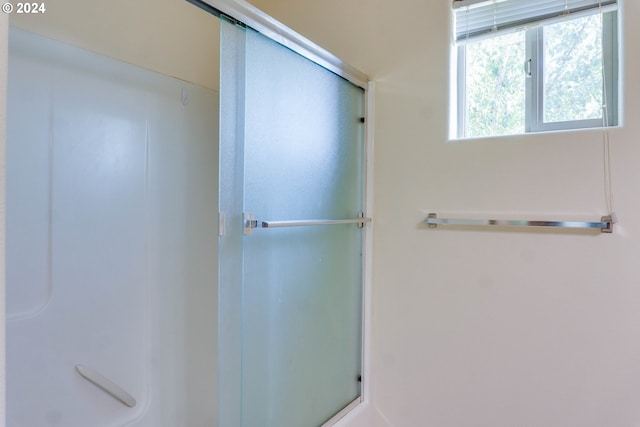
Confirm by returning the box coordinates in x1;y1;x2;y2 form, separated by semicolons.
425;213;614;233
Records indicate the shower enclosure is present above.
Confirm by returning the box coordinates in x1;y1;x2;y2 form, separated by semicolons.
6;1;370;425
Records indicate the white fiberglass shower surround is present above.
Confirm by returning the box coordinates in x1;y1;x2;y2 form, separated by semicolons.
4;0;372;426
6;28;219;426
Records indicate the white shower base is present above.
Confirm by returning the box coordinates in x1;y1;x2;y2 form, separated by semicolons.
7;28;218;427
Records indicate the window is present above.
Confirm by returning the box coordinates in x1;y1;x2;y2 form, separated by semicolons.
453;0;619;139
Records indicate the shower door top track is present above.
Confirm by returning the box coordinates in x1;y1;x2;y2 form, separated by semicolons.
184;0;369;89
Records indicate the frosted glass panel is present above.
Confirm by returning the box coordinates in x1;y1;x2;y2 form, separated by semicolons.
243;26;364;426
242;225;363;426
218;15;246;427
244;30;364;221
219;17;365;427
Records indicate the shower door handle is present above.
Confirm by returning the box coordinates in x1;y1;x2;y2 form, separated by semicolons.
75;364;137;408
243;212;371;235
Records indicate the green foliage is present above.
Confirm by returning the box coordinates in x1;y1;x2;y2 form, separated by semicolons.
543;14;603;123
463;13;604;137
465;31;526;138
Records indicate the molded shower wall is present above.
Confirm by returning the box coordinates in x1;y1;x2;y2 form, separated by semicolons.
7;28;218;426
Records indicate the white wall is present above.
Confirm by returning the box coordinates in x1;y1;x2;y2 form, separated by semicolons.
248;1;640;426
9;0;219;90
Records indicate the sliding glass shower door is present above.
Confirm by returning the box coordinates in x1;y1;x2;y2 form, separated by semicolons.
219;15;367;427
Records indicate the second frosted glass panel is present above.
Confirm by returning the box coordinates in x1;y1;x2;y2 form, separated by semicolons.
242;26;365;426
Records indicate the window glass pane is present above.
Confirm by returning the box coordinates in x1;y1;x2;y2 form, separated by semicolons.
543;14;603;123
464;31;526;138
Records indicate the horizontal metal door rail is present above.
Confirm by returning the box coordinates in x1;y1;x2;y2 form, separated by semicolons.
75;364;137;408
425;213;614;233
244;213;371;234
262;218;371;228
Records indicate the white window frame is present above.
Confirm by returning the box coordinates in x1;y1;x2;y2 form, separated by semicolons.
455;4;619;139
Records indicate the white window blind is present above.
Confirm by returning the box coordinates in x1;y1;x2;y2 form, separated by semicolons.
453;0;617;41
